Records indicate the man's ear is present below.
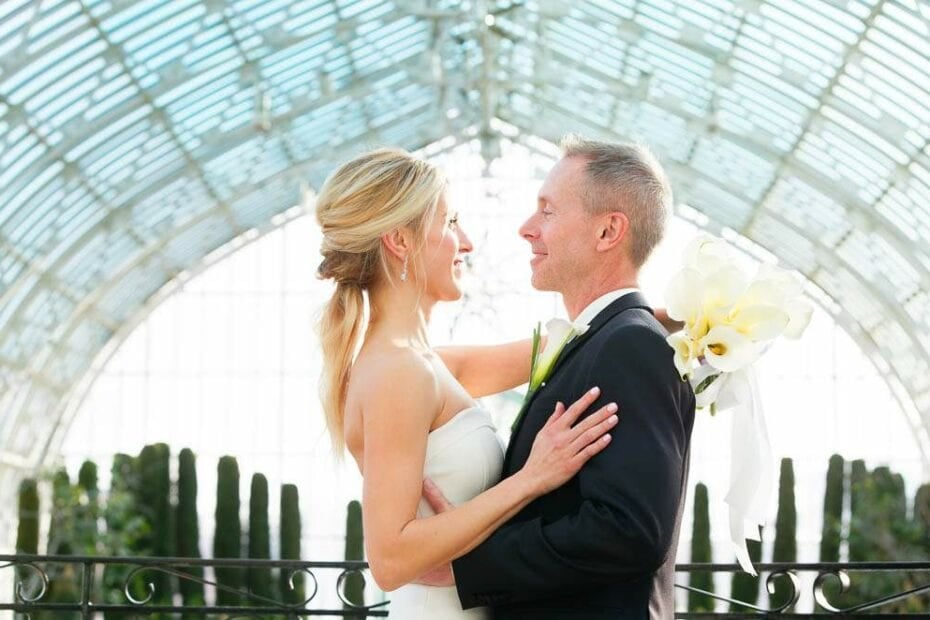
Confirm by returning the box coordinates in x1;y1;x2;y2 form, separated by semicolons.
381;228;411;260
595;212;630;252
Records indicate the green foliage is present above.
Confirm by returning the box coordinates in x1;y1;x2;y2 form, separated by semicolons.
688;483;714;612
137;444;175;609
770;458;797;611
16;479;39;554
77;461;98;495
73;460;101;555
42;470;79;619
248;473;273;602
819;454;844;563
847;463;926;612
214;456;243;605
15;478;40;608
279;484;304;605
916;484;930;554
102;454;151;618
176;448;204;615
344;500;365;618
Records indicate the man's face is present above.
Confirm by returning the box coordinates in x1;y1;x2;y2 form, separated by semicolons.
518;157;598;292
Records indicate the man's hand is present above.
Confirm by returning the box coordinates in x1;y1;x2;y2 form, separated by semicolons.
411;478;455;587
423;478;453;514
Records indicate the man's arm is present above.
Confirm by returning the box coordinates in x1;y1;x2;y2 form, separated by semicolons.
451;324;693;608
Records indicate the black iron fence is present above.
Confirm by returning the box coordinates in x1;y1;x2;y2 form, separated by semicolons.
1;555;928;617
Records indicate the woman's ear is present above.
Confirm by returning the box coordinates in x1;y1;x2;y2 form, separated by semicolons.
595;211;630;252
381;228;411;261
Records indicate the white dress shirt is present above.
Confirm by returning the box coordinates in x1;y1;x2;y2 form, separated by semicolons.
572;288;640;330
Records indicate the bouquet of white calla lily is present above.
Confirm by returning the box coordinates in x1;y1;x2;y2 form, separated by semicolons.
663;234;814;575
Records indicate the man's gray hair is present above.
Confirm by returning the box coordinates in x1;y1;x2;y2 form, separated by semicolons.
560;134;672;267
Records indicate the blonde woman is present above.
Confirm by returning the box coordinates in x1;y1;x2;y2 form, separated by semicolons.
315;149;619;619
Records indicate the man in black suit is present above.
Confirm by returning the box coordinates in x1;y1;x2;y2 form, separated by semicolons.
425;135;695;619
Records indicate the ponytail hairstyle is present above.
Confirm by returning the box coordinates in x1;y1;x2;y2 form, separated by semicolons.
315;148;446;453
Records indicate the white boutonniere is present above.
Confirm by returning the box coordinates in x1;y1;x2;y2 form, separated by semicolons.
512;318;590;432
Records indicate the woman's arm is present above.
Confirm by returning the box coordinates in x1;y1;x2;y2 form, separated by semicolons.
360;352;616;592
439;308;683;397
435;337;545;398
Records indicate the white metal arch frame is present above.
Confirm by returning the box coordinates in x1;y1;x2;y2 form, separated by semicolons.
0;0;928;500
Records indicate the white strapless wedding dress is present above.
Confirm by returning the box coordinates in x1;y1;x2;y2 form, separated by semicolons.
387;407;504;619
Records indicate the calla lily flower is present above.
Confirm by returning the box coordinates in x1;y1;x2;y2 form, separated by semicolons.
529;318;577;389
667;331;696;379
728;304;790;341
684;234;732;275
703;265;749;314
702;325;759;372
665;267;705;322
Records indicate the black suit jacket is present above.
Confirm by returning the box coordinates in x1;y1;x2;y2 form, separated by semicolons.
452;292;696;619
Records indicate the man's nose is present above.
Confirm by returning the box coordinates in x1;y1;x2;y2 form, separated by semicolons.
519;214;538;240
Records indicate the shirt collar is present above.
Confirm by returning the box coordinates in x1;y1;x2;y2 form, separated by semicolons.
572;288;640;329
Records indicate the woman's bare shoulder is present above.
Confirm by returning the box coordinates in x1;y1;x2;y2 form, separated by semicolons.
349;347;442;415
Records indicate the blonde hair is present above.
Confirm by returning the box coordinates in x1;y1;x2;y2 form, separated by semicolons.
560;134;672;267
315;148;446;453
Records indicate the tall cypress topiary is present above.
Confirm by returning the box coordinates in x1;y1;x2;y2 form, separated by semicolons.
176;448;204;615
279;484;304;605
344;500;365;618
845;459;873;608
770;458;797;610
916;484;930;554
867;467;908;605
248;473;273;603
16;478;40;604
815;454;845;610
16;478;39;553
77;461;98;496
47;469;74;555
138;444;174;607
44;469;79;617
214;456;243;605
848;459;869;562
820;454;844;563
688;483;714;612
73;461;101;566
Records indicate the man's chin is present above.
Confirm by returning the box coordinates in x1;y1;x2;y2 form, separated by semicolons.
529;273;556;292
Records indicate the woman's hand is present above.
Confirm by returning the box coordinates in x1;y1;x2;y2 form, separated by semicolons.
519;386;619;496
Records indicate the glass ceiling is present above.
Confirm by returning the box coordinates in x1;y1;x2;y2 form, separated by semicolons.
0;0;929;485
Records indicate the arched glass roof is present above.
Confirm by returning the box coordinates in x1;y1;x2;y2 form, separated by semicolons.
1;0;929;485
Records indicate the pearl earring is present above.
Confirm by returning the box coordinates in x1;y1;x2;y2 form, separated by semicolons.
400;256;408;282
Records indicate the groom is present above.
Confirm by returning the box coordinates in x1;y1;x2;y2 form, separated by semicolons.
426;135;696;619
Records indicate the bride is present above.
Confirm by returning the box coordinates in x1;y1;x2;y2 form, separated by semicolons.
315;148;619;618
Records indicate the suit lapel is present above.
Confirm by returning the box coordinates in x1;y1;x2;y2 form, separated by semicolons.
504;292;654;469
